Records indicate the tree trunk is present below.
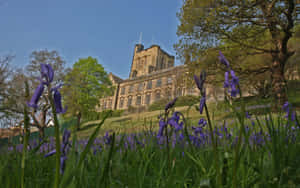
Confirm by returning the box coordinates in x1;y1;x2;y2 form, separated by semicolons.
76;112;81;131
271;57;287;107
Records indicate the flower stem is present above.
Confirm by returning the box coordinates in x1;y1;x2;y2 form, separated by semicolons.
204;103;221;187
21;81;30;188
48;87;61;188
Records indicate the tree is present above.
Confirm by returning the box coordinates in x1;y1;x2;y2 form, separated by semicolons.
0;55;15;127
61;57;112;130
176;0;300;105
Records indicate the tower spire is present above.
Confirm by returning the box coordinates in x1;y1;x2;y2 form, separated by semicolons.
138;32;143;44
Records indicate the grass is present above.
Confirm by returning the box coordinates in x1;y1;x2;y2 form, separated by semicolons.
1;87;300;187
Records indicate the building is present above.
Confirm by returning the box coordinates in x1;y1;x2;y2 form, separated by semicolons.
99;44;220;111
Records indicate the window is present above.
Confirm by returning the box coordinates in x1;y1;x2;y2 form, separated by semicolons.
127;98;132;107
188;87;194;94
156;79;162;87
103;101;107;110
138;83;143;91
119;98;124;108
166;90;172;100
147;81;152;89
167;77;172;84
176;88;182;97
136;96;142;106
155;92;160;101
160;57;165;69
132;70;138;78
148;66;154;74
129;85;134;93
108;100;112;108
168;60;173;68
145;94;151;104
121;87;125;95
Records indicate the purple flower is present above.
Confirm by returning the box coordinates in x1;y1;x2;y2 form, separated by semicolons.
60;156;67;174
157;119;167;137
283;101;297;122
44;149;56;157
104;132;112;145
199;96;206;114
194;71;206;91
27;83;44;109
168;114;183;132
45;129;71;174
283;101;289;115
245;112;251;119
224;72;229;88
53;89;67;114
218;51;230;68
192;126;203;135
198;118;207;127
230;70;239;86
41;64;54;85
165;97;177;111
62;129;71;146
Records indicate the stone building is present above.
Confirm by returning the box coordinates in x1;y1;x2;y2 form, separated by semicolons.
99;44;220;111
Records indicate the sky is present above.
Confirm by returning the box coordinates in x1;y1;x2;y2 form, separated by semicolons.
0;0;183;79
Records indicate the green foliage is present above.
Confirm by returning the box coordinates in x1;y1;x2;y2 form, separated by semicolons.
148;98;170;111
175;95;200;107
83;109;125;122
148;96;200;111
175;0;300;101
62;57;112;118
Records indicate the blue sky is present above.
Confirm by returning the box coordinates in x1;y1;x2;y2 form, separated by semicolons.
0;0;182;79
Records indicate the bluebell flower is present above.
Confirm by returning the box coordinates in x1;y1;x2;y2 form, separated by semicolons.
230;70;239;85
230;83;239;97
104;132;112;145
27;83;44;109
157;119;167;137
167;112;184;132
282;101;297;123
229;70;239;97
194;71;206;92
192;126;203;135
218;51;230;68
165;97;177;111
224;72;229;88
44;129;71;174
245;112;251;119
198;118;207;127
53;88;67;114
199;96;206;114
41;64;54;85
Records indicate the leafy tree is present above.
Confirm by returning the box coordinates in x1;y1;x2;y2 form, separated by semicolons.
61;57;112;130
176;0;300;105
0;55;15;127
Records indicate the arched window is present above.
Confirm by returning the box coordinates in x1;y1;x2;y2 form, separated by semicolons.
127;97;132;107
155;92;161;101
132;70;138;78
